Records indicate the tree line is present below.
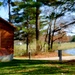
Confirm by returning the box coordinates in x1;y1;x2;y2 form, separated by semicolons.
0;0;75;54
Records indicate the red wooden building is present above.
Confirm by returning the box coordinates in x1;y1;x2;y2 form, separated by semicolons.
0;17;16;62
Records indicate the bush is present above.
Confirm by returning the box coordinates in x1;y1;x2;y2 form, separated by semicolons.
14;44;26;56
71;35;75;42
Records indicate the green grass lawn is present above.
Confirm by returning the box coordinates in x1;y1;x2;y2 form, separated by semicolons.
0;59;75;75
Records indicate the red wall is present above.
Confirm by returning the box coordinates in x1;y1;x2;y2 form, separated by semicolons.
0;22;14;56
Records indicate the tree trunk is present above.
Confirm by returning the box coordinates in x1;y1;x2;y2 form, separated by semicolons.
48;23;51;51
36;4;39;41
51;31;54;49
26;33;29;54
50;19;56;49
8;0;11;22
48;30;51;50
26;17;29;54
36;0;40;52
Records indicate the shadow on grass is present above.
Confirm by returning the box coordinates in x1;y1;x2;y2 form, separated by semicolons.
0;59;55;67
24;66;75;74
0;59;59;67
0;59;75;67
0;59;75;74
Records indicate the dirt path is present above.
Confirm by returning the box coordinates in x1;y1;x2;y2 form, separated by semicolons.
14;52;75;60
14;56;75;60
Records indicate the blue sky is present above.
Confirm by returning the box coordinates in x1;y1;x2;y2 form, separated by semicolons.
0;6;8;20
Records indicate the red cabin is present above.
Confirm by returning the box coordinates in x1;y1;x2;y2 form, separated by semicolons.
0;17;16;62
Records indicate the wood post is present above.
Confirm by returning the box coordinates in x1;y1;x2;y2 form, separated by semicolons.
58;50;62;62
29;51;31;60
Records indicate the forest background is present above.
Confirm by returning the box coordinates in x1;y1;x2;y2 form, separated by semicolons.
0;0;75;57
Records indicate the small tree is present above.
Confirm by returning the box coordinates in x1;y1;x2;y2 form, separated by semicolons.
11;0;36;54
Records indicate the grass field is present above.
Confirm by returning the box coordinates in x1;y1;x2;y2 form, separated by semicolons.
0;59;75;75
14;42;75;56
58;42;75;50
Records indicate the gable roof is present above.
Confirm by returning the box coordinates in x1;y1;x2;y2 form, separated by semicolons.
0;17;16;29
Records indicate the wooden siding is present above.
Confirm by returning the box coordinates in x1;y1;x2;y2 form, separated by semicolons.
0;18;15;56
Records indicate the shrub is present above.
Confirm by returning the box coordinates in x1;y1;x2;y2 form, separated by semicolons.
14;44;26;56
71;35;75;42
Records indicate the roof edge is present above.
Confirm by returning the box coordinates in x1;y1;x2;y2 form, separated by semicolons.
0;17;16;29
